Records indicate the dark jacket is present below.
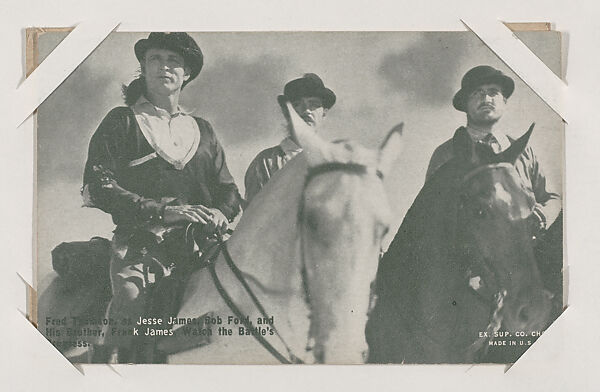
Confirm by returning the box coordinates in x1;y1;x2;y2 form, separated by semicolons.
426;127;561;229
244;137;302;204
83;106;242;231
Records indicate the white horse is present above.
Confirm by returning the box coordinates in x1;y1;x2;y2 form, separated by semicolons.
166;102;403;364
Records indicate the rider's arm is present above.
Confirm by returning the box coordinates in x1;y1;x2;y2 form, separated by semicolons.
201;119;242;222
425;139;454;182
524;146;562;230
82;107;168;225
244;146;285;205
244;152;271;206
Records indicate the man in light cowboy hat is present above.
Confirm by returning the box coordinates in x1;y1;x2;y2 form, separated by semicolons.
244;73;336;204
83;32;242;362
426;65;561;233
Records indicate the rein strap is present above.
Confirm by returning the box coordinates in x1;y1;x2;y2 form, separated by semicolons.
207;237;302;364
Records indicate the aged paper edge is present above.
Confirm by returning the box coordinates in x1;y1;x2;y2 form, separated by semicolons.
23;22;549;75
464;19;566;121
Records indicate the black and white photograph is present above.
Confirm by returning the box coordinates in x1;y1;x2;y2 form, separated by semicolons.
33;29;564;365
7;0;600;389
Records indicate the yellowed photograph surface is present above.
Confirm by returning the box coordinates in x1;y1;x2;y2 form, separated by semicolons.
33;29;564;365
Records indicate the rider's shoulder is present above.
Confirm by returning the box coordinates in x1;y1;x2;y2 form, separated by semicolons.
96;106;135;134
244;145;284;180
432;137;455;158
190;115;212;131
251;145;284;166
104;106;134;121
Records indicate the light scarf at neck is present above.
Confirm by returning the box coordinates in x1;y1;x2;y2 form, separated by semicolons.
132;96;200;170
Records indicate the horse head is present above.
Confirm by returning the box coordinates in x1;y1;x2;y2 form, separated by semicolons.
455;125;553;341
282;100;403;363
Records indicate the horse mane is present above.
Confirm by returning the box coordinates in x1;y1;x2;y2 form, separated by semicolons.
375;126;500;294
376;160;463;298
366;159;465;363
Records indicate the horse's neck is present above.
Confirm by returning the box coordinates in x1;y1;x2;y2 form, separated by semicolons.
226;155;308;281
380;168;458;314
400;166;491;356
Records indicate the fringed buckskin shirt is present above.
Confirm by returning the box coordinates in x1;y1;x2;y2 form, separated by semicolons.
426;126;562;229
83;103;242;232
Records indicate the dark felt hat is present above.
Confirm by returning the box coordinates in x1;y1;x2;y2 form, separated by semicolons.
453;65;515;112
279;73;336;109
134;32;203;86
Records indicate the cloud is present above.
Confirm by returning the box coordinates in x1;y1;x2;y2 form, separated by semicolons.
37;58;122;186
35;40;292;187
183;55;291;147
378;33;468;107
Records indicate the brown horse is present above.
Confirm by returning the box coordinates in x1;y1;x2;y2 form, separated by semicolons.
366;125;554;364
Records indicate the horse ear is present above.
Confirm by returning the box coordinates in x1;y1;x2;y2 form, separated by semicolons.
498;123;535;164
378;123;404;177
279;98;332;166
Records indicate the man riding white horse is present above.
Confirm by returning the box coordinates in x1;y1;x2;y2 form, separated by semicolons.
82;32;242;362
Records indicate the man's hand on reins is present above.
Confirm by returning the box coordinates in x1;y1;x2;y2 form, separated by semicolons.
163;204;229;235
163;205;212;225
197;205;229;235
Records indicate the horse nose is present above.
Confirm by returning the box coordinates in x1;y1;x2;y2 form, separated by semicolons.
516;304;531;325
514;290;553;329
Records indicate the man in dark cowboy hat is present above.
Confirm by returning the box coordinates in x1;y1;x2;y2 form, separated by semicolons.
426;65;561;232
83;32;242;362
244;73;336;204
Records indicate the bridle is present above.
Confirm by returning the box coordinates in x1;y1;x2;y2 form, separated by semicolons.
298;161;386;362
386;163;514;362
305;162;384;183
461;162;513;184
208;161;384;364
456;162;526;358
298;161;384;222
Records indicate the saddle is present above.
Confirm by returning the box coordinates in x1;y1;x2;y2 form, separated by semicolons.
51;224;219;290
50;226;223;363
51;237;111;291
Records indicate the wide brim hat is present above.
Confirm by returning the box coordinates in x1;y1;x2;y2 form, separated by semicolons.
453;65;515;112
278;73;336;110
134;32;204;86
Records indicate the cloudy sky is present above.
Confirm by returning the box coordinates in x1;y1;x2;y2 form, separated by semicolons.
35;31;563;287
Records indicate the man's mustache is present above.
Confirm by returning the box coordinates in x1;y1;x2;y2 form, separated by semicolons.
478;103;495;110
